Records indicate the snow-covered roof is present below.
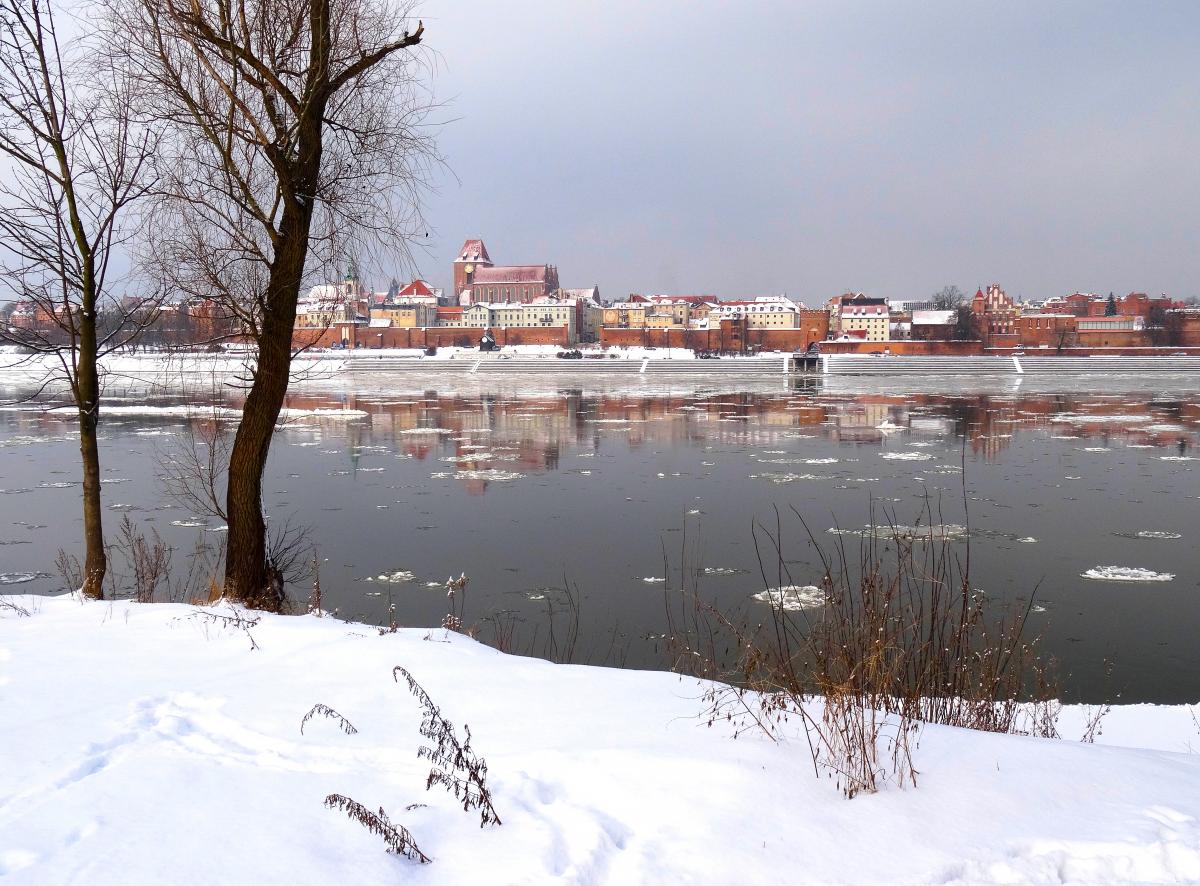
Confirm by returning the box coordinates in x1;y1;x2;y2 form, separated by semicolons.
456;239;491;263
472;266;549;285
912;310;956;325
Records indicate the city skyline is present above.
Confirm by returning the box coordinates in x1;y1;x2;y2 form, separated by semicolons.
398;1;1200;303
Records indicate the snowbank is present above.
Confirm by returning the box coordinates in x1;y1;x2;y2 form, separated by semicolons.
4;596;1200;885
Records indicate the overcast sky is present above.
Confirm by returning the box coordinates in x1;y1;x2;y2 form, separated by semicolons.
391;0;1199;305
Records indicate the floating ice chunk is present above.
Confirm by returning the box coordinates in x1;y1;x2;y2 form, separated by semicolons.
1113;530;1184;540
686;509;701;515
433;469;524;482
366;570;415;584
0;572;42;585
752;585;825;611
399;427;453;435
702;566;744;576
1017;537;1038;544
277;408;368;420
641;576;666;583
880;451;934;461
1159;456;1198;462
1080;566;1174;582
1055;413;1148;423
1081;447;1111;453
37;482;75;488
170;520;207;528
754;472;833;483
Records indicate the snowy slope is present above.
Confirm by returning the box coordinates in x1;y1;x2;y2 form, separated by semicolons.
3;595;1200;885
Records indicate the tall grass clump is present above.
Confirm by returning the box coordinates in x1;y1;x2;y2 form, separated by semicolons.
667;500;1058;797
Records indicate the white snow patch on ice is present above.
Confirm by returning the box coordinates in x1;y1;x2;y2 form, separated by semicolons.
1081;566;1175;583
752;585;825;611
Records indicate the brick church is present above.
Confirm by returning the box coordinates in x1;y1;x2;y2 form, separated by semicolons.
453;238;560;305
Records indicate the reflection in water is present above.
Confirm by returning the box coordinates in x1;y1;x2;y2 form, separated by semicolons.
273;386;1200;492
2;376;1199;702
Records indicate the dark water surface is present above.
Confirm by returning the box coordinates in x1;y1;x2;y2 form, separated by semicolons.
2;373;1198;702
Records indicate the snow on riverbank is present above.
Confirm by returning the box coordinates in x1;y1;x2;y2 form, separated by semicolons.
4;595;1200;885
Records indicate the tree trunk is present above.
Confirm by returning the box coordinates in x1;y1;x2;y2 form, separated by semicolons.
222;186;315;611
223;311;293;611
77;335;106;599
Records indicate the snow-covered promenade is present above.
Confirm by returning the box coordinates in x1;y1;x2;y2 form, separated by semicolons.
4;595;1200;884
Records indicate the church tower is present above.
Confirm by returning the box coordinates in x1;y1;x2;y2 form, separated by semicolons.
453;238;492;302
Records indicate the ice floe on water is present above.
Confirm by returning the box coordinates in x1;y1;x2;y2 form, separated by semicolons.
827;523;969;541
0;572;44;585
399;427;453;435
1054;413;1149;424
1114;531;1183;540
641;576;666;583
1159;456;1198;461
37;481;76;488
1017;537;1038;544
1080;566;1175;582
364;570;415;583
277;408;368;420
751;472;834;483
752;585;825;611
880;451;934;461
702;566;745;576
170;520;207;528
430;469;524;482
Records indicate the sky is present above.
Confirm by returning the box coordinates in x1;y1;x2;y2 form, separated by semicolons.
391;0;1200;305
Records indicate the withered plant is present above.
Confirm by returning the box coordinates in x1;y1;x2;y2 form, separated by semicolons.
323;795;429;863
394;666;501;827
667;499;1059;798
300;703;358;736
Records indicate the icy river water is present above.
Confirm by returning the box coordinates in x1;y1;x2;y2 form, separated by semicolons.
2;371;1198;703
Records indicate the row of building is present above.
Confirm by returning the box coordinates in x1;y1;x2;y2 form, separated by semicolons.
293;236;1199;352
8;235;1196;354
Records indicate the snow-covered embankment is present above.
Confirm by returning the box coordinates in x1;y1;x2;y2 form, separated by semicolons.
2;596;1200;885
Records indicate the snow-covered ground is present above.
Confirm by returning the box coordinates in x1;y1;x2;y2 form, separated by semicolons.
4;595;1200;885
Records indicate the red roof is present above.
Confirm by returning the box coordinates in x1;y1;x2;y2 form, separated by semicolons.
457;239;491;264
399;279;435;297
472;265;548;284
436;306;463;317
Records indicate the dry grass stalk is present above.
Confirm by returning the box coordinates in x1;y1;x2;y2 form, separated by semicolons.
323;794;430;863
668;500;1060;798
393;666;501;827
300;704;358;736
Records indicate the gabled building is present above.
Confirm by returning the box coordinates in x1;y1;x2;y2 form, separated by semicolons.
828;293;889;341
452;238;560;305
971;284;1017;340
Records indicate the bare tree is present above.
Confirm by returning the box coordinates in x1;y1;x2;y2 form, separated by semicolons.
103;0;438;609
930;285;964;311
0;0;158;597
